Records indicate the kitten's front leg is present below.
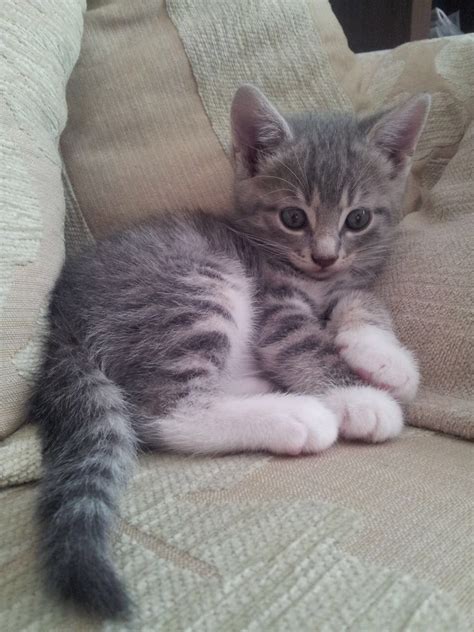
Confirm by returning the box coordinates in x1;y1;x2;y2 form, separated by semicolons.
329;290;419;403
257;288;403;443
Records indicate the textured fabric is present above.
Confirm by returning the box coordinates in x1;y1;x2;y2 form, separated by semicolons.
337;38;473;436
60;0;234;238
1;1;473;628
62;168;95;258
0;424;41;489
366;38;474;439
0;427;472;630
166;0;354;151
0;0;85;438
60;0;356;238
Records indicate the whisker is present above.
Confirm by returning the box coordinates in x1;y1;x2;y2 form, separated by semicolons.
268;154;305;191
252;174;298;192
240;141;305;191
270;196;300;206
227;222;292;260
292;146;310;197
260;188;296;199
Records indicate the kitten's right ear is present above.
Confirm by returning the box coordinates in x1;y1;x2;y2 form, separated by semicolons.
366;94;431;171
231;84;292;176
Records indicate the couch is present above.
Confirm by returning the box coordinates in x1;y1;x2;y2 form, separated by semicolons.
1;1;472;630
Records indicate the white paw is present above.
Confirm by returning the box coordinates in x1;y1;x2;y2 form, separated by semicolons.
325;386;403;443
266;395;338;455
336;326;420;403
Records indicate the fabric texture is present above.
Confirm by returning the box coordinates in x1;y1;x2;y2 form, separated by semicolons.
0;426;472;630
1;0;473;629
0;424;41;489
0;0;85;438
366;38;474;439
60;0;234;238
62;168;95;259
166;0;354;151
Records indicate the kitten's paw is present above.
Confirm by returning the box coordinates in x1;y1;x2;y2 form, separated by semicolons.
297;397;339;454
325;386;403;443
336;326;419;403
268;395;338;455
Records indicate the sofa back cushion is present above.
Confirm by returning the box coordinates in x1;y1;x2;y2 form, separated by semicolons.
0;0;85;438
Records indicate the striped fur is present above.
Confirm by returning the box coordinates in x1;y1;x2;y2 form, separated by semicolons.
30;87;429;618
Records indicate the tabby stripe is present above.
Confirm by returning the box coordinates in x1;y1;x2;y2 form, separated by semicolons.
169;368;210;382
261;314;310;346
196;265;225;281
267;284;295;299
173;331;230;368
260;304;291;323
291;288;318;312
320;299;337;324
165;312;203;329
266;285;316;313
41;485;112;517
187;300;233;321
53;461;115;483
278;335;332;360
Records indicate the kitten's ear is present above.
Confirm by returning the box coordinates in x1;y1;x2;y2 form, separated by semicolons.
366;94;431;170
231;84;292;176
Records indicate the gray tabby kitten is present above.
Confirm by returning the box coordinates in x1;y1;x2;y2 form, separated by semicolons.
30;85;430;618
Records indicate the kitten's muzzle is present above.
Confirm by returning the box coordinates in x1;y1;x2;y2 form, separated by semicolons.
311;254;338;269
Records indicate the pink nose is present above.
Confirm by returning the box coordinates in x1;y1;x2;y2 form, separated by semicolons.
311;255;337;269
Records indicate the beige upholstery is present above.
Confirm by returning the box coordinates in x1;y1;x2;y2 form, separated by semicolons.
0;1;472;630
0;424;472;629
61;0;233;238
0;0;85;438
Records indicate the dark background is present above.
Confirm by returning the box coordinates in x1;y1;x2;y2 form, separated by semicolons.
329;0;473;53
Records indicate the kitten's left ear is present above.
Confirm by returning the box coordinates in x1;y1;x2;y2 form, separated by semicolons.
231;84;292;176
366;94;431;170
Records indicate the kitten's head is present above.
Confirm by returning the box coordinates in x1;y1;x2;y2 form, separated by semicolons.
231;85;430;281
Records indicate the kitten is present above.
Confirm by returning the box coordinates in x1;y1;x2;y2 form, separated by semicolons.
30;85;430;618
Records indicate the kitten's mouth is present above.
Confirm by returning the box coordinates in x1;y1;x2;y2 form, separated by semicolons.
289;257;346;280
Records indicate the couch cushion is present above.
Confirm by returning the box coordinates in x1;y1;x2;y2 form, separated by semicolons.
60;0;357;237
361;38;474;439
60;0;234;238
0;0;85;438
0;425;471;629
166;0;354;149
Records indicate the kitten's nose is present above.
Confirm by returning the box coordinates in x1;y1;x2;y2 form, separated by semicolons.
311;255;337;269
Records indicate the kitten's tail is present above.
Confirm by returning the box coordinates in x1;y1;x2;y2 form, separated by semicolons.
30;348;136;619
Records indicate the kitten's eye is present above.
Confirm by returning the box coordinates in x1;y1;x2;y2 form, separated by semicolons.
345;208;371;231
280;207;308;230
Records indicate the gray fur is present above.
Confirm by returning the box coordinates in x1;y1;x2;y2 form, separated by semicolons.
30;85;429;618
